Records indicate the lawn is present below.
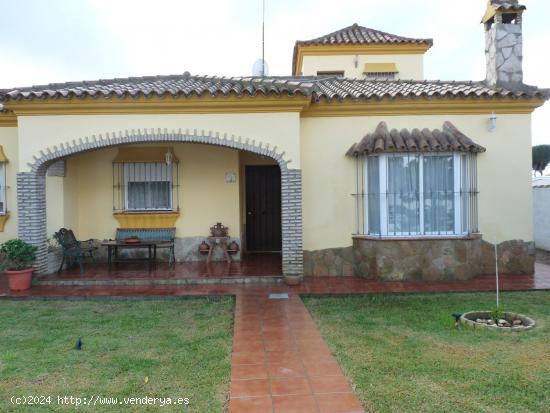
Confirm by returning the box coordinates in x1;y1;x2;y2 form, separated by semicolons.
304;291;550;413
0;297;234;412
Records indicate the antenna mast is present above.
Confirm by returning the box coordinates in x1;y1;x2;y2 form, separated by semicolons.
262;0;265;76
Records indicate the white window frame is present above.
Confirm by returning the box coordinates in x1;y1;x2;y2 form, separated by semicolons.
123;162;173;212
364;153;468;237
0;162;6;215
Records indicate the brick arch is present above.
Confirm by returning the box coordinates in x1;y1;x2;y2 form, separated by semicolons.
17;129;303;278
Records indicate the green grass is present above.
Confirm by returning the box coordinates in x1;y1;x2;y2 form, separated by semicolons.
304;292;550;413
0;297;234;412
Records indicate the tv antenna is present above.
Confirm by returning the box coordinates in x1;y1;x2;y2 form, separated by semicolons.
252;0;269;76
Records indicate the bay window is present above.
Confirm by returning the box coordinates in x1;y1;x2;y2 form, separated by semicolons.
359;152;478;237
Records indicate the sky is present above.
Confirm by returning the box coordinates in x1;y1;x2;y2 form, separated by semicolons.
1;0;549;147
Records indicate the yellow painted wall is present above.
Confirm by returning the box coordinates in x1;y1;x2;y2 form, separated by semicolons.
2;110;537;252
300;114;533;250
52;143;240;241
301;54;424;79
16;113;301;172
0;127;18;241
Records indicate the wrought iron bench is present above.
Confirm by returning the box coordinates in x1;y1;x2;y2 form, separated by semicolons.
115;228;176;266
53;228;97;274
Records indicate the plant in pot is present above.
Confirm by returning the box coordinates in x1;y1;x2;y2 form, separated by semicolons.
0;239;37;291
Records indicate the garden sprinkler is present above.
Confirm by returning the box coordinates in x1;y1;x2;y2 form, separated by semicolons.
75;337;83;351
452;313;463;328
494;242;500;308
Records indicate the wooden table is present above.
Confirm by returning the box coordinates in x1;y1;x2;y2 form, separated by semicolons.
101;241;157;271
206;236;231;264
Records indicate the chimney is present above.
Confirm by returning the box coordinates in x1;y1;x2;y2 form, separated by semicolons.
482;0;526;88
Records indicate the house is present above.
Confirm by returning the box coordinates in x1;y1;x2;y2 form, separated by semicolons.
533;176;550;252
0;0;547;282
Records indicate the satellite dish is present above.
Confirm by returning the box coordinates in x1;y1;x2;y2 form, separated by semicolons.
252;59;269;76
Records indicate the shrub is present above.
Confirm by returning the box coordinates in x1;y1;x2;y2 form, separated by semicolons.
0;239;37;271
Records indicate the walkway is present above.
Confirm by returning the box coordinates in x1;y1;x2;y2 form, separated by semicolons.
229;293;363;413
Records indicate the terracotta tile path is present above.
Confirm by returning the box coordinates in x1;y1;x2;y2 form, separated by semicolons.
229;293;364;413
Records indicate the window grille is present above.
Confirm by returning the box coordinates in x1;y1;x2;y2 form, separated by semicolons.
316;71;345;77
364;72;398;80
353;153;479;237
112;161;179;212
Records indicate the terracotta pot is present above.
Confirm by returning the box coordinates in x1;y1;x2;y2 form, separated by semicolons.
6;268;34;291
284;274;302;286
199;241;210;254
228;241;240;251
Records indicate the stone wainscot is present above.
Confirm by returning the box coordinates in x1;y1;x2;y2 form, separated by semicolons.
304;236;535;281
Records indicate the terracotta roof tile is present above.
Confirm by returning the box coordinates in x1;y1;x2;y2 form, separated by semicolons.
0;74;548;103
346;121;486;156
295;23;433;47
491;0;526;11
292;24;433;74
0;73;317;101
312;78;549;101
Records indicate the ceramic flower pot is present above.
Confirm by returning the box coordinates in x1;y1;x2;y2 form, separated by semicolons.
6;268;33;291
199;241;210;254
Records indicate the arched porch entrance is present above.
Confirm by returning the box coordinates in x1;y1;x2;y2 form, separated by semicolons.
16;129;303;279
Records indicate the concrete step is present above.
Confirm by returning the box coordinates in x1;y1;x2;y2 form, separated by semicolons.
33;276;283;287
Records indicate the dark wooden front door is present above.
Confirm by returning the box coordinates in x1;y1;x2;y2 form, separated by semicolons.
245;165;282;252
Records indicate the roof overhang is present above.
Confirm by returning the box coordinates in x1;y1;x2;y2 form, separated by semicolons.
0;111;17;127
346;121;486;156
2;93;313;116
301;96;546;117
481;1;526;24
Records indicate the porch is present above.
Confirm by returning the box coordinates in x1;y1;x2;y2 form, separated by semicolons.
18;131;303;279
3;262;549;298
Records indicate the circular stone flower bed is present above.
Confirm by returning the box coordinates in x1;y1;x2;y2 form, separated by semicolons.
460;311;535;331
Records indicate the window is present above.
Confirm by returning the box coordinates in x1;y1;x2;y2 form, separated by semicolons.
363;63;399;81
112;147;180;212
0;162;6;214
316;71;345;77
358;153;478;237
364;72;398;81
124;163;173;211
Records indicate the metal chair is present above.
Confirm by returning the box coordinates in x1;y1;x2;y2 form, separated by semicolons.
53;228;96;274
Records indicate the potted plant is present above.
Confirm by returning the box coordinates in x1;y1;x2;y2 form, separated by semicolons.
0;239;37;291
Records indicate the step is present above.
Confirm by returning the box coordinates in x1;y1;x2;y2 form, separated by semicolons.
33;276;283;287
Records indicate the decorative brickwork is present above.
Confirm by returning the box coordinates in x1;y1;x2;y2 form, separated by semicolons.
19;129;303;277
16;172;48;274
281;169;303;278
46;160;66;177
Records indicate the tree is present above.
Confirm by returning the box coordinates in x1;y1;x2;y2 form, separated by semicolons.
532;145;550;176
